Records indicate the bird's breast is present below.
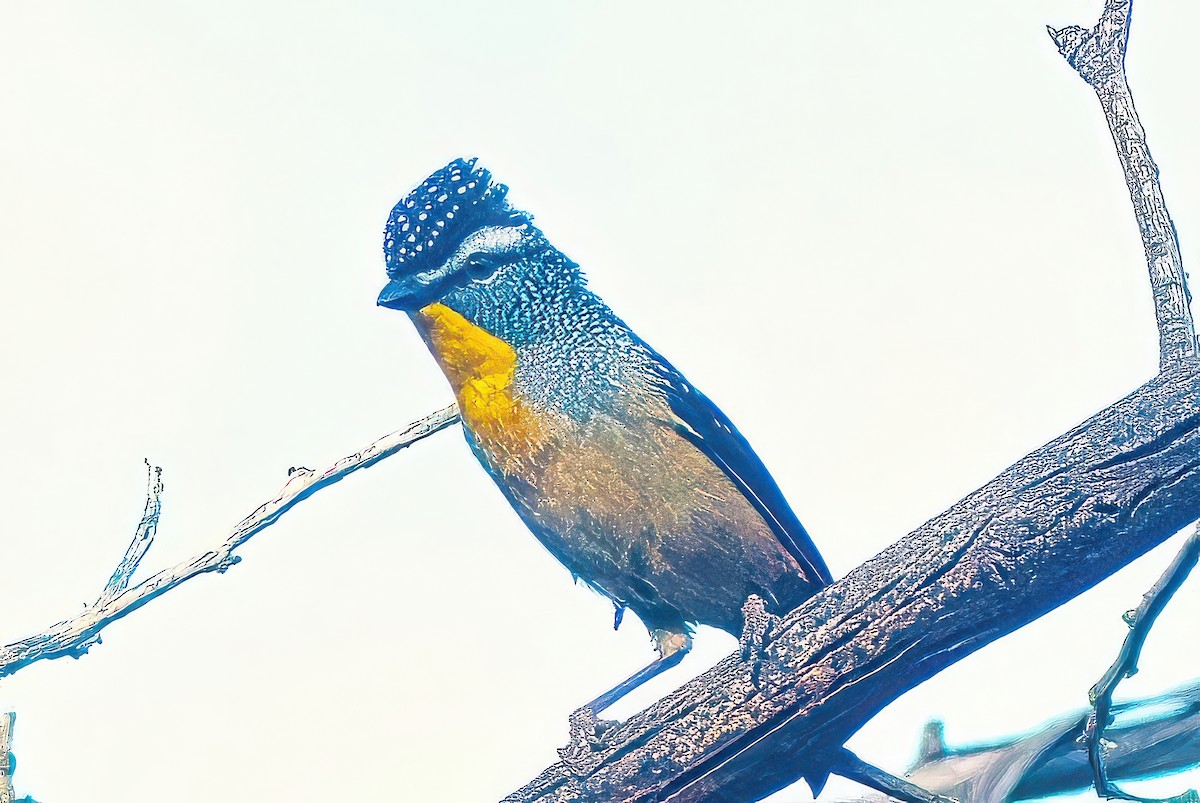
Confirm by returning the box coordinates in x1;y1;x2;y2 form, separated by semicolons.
411;303;550;463
409;304;813;630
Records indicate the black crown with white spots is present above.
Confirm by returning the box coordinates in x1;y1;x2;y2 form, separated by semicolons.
383;157;531;280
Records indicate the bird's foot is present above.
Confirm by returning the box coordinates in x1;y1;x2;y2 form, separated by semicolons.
558;706;620;774
740;595;781;688
739;594;780;662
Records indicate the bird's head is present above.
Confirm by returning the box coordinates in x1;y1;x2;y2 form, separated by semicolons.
377;158;585;344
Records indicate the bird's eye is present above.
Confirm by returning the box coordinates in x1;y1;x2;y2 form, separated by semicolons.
465;252;506;281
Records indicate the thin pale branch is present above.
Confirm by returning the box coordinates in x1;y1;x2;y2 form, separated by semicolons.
1048;0;1196;370
0;404;460;679
1084;525;1200;803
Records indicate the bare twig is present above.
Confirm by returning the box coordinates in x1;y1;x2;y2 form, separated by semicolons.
1083;525;1200;803
1048;0;1196;371
0;404;460;679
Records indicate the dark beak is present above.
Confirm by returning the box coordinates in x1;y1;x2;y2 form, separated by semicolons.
377;277;428;311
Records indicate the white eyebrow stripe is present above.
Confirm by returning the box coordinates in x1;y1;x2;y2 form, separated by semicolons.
414;225;527;285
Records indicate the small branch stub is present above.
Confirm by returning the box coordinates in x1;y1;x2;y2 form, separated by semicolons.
830;748;957;803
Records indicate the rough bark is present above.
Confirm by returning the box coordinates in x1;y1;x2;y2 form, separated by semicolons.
505;366;1200;802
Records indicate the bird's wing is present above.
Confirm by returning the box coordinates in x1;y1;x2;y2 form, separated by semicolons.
650;362;833;588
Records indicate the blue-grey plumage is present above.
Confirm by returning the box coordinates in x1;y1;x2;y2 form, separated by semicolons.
379;158;832;704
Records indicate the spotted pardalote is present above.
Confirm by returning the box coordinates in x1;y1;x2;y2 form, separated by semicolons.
378;158;832;711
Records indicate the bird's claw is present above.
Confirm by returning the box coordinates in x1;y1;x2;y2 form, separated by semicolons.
740;595;781;689
739;594;779;662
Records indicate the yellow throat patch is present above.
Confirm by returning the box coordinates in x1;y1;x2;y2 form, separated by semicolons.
413;303;546;453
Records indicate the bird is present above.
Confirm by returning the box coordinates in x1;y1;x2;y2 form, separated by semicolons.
377;157;832;714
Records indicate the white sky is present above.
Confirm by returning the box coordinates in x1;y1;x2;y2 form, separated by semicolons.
1;2;1199;801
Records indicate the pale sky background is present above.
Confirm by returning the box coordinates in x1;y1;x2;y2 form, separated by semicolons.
2;2;1200;801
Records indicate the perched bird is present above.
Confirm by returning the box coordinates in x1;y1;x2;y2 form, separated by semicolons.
378;158;832;712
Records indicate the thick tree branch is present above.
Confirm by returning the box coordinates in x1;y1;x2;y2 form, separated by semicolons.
1048;0;1196;370
506;366;1200;802
0;404;460;678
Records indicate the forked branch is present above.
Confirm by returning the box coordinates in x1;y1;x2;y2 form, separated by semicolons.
0;405;460;678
